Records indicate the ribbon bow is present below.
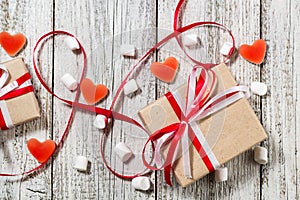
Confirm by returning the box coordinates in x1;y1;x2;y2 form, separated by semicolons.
142;66;250;186
0;64;33;129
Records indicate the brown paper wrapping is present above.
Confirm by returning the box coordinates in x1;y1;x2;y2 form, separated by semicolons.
138;63;267;187
1;58;40;128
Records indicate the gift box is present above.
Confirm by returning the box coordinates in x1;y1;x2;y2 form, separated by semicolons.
0;58;40;130
138;63;267;187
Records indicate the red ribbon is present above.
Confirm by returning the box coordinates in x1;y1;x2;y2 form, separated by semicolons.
0;72;34;130
0;0;237;184
141;68;217;185
141;67;249;186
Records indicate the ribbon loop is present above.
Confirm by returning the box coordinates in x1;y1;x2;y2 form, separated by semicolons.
143;66;250;186
0;0;240;180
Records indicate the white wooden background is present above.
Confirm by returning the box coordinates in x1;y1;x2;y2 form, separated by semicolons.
0;0;299;199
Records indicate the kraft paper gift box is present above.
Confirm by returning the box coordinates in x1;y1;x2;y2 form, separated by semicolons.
138;63;267;187
0;58;40;130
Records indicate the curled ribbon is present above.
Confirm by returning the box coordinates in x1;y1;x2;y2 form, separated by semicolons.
142;67;250;186
0;0;239;185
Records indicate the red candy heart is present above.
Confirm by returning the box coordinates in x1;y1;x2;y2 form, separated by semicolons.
0;32;27;57
239;39;266;64
80;78;108;105
27;138;56;163
150;57;179;83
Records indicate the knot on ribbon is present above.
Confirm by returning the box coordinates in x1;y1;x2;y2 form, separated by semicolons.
142;66;250;186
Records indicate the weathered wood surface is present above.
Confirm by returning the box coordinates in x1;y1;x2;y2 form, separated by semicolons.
0;0;299;199
0;0;53;199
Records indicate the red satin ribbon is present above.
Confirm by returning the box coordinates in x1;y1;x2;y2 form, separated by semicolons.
0;110;8;130
0;0;236;184
173;0;235;69
0;72;34;130
141;68;213;185
0;86;34;101
164;90;215;183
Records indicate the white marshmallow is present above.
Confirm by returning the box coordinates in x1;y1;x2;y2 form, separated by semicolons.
120;44;136;57
114;142;133;162
64;36;80;50
214;167;228;182
93;115;111;130
73;156;89;172
132;176;151;191
251;82;268;96
123;79;139;96
60;73;78;91
220;42;234;56
254;146;268;165
182;34;199;47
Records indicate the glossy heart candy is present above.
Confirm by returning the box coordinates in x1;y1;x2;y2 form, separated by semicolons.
80;78;108;105
150;57;179;83
239;39;266;64
0;32;27;57
27;138;56;163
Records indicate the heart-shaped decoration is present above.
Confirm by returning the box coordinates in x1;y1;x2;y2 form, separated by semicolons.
150;57;178;83
80;78;108;105
0;32;27;57
27;138;56;163
239;39;266;64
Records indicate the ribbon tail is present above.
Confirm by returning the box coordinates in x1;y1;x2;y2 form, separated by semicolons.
155;132;174;168
164;164;173;186
181;127;192;178
163;123;187;186
189;121;220;172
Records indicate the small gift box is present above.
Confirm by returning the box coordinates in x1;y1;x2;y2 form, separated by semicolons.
0;58;40;130
138;63;267;187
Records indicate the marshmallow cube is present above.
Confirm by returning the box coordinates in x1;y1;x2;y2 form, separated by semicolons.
182;34;199;47
254;146;268;165
93;115;111;130
64;36;80;50
220;42;234;56
124;79;139;96
60;73;78;91
120;44;136;57
215;167;228;182
132;176;151;191
73;156;89;172
251;82;268;96
114;142;133;162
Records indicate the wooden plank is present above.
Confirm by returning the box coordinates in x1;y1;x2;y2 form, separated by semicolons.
52;0;156;199
261;0;299;199
157;0;262;199
0;0;53;199
1;1;299;199
51;0;113;199
295;2;300;198
108;0;156;199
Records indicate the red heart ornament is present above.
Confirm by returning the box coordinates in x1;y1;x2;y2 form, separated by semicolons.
80;78;108;105
239;39;266;64
27;138;56;163
0;32;27;57
150;57;179;83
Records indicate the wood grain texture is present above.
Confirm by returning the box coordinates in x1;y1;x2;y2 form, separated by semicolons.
52;0;156;199
261;0;299;199
52;0;114;199
157;0;262;199
0;0;53;199
0;0;299;199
